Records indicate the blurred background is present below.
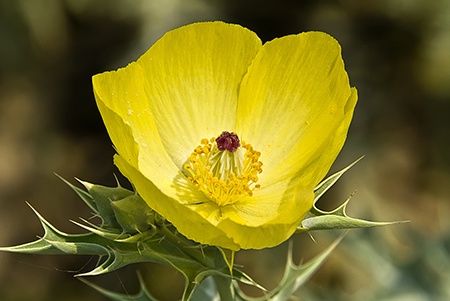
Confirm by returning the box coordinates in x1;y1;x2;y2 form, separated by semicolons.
1;0;449;300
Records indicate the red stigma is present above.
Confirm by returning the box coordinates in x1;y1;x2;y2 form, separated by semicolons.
216;131;240;152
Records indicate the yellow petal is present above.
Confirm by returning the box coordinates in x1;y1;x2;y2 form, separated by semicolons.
236;32;356;188
302;88;358;186
136;21;262;168
93;63;180;200
218;177;314;249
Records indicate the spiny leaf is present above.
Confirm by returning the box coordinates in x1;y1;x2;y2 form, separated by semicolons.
189;277;220;301
234;237;344;301
299;197;402;232
232;269;268;293
56;174;98;215
297;158;403;233
79;272;160;301
313;157;363;207
71;218;157;243
269;236;344;301
0;203;108;256
0;199;234;300
81;274;224;301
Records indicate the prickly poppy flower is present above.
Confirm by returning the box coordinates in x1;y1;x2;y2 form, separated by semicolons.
92;21;357;250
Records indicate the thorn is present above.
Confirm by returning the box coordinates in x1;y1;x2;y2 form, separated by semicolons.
113;173;122;188
308;232;317;244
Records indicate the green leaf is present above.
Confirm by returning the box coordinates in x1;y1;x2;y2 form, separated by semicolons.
189;277;220;301
56;174;98;216
312;157;363;206
234;237;344;301
81;274;222;301
269;236;343;301
79;272;160;301
0;203;233;300
297;158;403;233
299;198;400;231
0;203;109;256
71;218;157;243
232;269;268;293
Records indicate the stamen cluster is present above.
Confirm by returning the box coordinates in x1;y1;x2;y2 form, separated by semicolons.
183;133;263;206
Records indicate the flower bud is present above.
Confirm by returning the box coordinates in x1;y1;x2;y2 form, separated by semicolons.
80;181;156;234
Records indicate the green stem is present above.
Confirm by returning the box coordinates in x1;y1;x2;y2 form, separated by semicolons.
213;275;234;301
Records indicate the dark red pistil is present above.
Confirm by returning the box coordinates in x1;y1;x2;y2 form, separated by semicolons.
216;131;240;152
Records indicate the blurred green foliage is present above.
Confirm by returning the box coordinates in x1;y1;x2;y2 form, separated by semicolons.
1;0;449;300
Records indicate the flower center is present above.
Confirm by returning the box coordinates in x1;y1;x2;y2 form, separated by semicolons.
183;131;263;206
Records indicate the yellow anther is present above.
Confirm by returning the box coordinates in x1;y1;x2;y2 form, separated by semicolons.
183;133;263;207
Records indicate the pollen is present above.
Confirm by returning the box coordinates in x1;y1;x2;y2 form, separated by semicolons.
183;132;263;206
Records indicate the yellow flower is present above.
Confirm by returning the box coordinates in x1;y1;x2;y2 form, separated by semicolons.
92;21;357;250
